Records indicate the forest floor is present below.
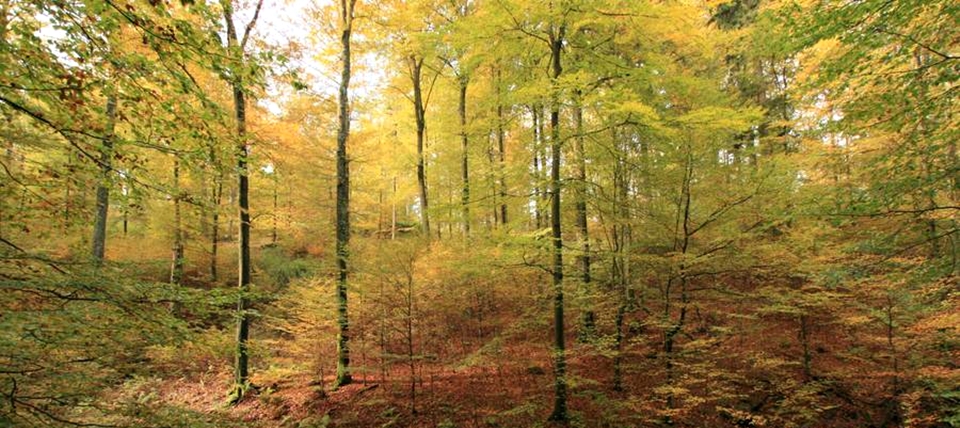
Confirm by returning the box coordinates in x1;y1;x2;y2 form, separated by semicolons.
148;340;654;427
107;242;897;428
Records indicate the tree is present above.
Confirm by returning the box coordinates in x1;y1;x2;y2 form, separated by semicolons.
91;94;118;263
221;0;265;403
334;0;359;389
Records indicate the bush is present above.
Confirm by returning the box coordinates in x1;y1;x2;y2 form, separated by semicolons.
258;246;316;289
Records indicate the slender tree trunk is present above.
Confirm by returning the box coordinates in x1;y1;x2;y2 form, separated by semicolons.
379;269;387;383
495;66;507;226
547;26;568;423
334;0;356;389
663;151;693;414
231;73;252;399
122;178;129;236
170;155;184;285
91;94;118;263
573;91;594;342
531;105;542;229
378;188;384;238
459;77;470;235
64;152;72;228
538;104;549;228
223;0;263;401
272;172;278;244
410;57;430;237
885;297;900;395
392;176;397;240
408;291;416;416
211;176;222;282
233;83;251;398
612;128;631;391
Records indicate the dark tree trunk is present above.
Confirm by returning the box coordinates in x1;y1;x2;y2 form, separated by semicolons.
392;176;398;240
410;56;430;237
459;77;470;235
547;25;568;423
222;0;264;402
572;91;594;342
231;86;252;396
494;66;507;226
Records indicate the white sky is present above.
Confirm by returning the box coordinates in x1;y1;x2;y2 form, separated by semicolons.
245;0;388;116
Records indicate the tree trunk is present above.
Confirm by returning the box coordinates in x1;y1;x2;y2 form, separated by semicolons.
663;151;693;414
231;81;252;398
211;176;222;282
91;94;117;263
272;171;278;244
231;87;252;398
170;155;184;285
495;66;507;226
334;0;356;389
547;26;568;423
410;56;430;237
222;0;262;401
611;128;633;392
573;91;594;342
392;176;397;240
459;77;470;235
531;104;543;229
121;177;129;236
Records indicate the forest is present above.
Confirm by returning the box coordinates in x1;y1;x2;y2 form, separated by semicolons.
0;0;957;427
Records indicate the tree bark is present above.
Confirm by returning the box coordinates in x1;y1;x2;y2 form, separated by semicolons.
410;56;430;237
222;0;263;401
211;175;222;282
494;66;507;226
334;0;357;389
458;77;470;235
572;91;594;342
170;155;184;285
91;94;117;263
547;24;568;423
531;104;543;229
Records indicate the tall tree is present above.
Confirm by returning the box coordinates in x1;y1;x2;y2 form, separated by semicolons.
334;0;359;389
571;89;593;340
437;0;476;235
546;13;568;424
408;55;431;237
222;0;264;402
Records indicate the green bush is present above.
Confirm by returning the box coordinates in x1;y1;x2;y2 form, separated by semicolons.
258;246;315;289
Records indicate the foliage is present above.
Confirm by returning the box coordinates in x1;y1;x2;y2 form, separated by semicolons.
0;0;956;426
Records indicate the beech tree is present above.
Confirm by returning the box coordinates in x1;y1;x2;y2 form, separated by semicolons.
333;0;358;389
220;0;264;402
